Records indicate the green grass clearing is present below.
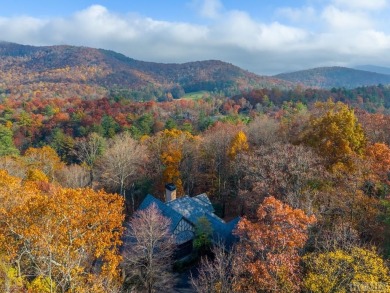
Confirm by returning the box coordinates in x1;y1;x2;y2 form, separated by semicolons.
181;91;210;100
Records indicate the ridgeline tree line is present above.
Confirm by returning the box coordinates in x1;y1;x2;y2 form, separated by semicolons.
0;87;389;292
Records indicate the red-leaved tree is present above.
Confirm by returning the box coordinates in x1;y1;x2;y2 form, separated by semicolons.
233;196;316;293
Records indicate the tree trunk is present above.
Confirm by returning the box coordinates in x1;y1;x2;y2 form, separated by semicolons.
89;169;93;188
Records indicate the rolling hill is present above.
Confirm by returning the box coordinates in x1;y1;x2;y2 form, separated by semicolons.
274;66;390;89
354;65;390;75
0;42;293;101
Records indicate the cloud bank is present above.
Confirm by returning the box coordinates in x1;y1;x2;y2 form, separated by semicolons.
0;0;390;75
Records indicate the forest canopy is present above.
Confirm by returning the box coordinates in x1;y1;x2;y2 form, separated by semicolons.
0;74;389;291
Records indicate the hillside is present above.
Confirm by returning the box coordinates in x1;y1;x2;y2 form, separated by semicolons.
0;42;293;101
274;66;390;89
354;65;390;75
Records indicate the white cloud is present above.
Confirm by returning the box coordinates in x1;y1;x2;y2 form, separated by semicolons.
72;5;135;38
276;6;316;23
0;16;47;45
322;6;373;30
191;0;223;18
0;4;390;74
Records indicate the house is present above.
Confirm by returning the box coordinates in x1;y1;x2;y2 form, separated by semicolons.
138;183;239;257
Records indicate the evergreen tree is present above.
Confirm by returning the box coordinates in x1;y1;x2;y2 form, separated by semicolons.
0;125;19;156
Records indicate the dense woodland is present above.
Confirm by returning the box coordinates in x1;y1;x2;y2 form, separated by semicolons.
0;66;390;293
0;42;296;103
274;66;390;89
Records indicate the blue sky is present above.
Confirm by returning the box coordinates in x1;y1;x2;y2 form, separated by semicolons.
0;0;390;74
0;0;306;21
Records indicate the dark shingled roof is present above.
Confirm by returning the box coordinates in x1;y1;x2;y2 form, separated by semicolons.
138;194;183;232
138;193;239;246
205;214;240;248
193;193;215;213
167;195;214;223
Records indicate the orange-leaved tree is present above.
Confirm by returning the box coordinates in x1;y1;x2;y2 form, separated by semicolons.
234;196;316;293
150;129;193;196
366;142;390;185
0;170;124;292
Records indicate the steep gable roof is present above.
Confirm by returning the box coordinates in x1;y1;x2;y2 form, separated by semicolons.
138;194;183;231
138;193;239;247
205;214;240;248
167;195;213;224
193;193;214;213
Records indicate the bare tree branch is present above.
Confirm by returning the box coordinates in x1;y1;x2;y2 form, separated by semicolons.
122;203;176;293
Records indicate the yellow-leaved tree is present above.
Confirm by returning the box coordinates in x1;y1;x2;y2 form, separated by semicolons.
0;258;24;293
150;129;193;197
25;168;49;183
0;170;124;292
24;145;64;182
303;247;390;293
300;100;366;173
227;130;249;160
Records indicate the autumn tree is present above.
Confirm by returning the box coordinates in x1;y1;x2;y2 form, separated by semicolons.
246;115;281;147
191;242;236;293
55;164;90;188
97;133;147;211
227;130;249;160
161;129;192;196
0;256;24;293
304;164;383;253
74;132;106;187
24;145;63;182
201;122;242;199
234;196;316;293
357;111;390;145
122;203;175;293
148;128;193;196
303;247;390;293
238;143;326;217
0;155;26;179
300;100;366;172
366;142;390;189
226;129;250;204
279;100;310;143
25;168;49;183
0;170;124;292
180;136;202;195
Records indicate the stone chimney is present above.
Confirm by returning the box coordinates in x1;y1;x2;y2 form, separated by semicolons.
165;183;177;202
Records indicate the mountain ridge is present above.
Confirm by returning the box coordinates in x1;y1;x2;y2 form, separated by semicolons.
0;42;294;101
274;66;390;89
2;42;390;100
354;65;390;75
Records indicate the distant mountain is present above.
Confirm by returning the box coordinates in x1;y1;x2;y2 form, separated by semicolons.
274;66;390;89
354;65;390;75
0;42;293;100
